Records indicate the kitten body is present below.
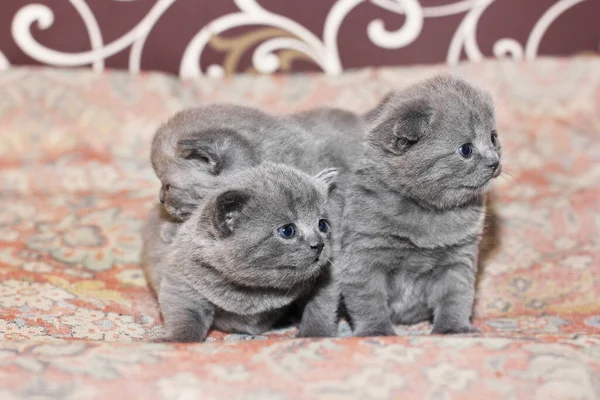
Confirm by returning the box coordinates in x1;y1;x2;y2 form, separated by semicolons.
142;163;337;342
339;75;502;336
149;105;363;337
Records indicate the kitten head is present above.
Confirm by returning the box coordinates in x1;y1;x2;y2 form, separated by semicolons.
366;75;502;209
151;105;264;220
197;163;337;290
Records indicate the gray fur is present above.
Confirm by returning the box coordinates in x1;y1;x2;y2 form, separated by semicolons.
149;105;363;337
151;106;262;220
339;75;502;336
151;105;363;222
142;163;337;342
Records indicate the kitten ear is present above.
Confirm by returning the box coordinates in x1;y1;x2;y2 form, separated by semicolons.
207;190;251;238
176;138;222;175
368;96;432;155
314;167;338;194
364;91;395;122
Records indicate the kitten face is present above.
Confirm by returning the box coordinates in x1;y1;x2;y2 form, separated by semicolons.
367;75;502;209
199;163;337;290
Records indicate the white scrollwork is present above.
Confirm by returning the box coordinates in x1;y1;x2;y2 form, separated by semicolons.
181;0;428;77
11;1;176;70
5;0;593;76
322;0;364;74
372;0;478;17
447;0;495;65
525;0;588;60
448;0;589;65
180;0;350;78
366;0;423;49
206;64;226;79
70;0;104;72
128;0;177;74
253;38;322;74
0;51;10;71
493;39;524;61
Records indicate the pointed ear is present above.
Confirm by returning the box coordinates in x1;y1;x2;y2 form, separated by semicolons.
368;96;432;155
206;190;250;238
176;138;222;175
314;167;338;194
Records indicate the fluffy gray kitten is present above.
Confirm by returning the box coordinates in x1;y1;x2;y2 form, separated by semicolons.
151;105;363;223
339;75;502;336
142;162;337;342
148;105;363;337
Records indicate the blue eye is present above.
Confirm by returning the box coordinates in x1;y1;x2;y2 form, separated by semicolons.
278;224;296;238
458;143;473;158
318;219;329;233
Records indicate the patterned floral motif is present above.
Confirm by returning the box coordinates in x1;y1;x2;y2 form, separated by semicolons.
156;373;205;400
59;308;146;342
0;280;73;311
0;338;596;400
0;320;48;341
426;362;477;392
115;268;148;287
0;57;599;398
27;209;142;271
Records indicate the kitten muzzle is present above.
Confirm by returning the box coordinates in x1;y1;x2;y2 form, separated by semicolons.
492;163;502;178
310;243;324;261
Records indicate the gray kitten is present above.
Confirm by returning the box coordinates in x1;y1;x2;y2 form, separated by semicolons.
151;104;363;222
142;162;338;342
338;75;502;336
149;105;363;337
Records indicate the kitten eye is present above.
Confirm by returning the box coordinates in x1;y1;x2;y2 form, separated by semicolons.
278;224;296;238
491;130;498;146
318;219;329;233
458;143;473;158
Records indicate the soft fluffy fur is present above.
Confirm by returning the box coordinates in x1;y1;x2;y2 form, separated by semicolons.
142;163;338;342
149;105;363;337
338;75;502;336
151;105;363;222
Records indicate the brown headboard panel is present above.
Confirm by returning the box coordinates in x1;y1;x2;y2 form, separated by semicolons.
0;0;598;78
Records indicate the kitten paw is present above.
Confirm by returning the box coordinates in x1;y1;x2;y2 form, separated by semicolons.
148;335;173;343
431;324;481;335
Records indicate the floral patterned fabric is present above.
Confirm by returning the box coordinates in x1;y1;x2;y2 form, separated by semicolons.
0;57;599;399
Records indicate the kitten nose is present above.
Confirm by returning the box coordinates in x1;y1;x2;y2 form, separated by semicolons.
310;243;324;258
487;161;499;172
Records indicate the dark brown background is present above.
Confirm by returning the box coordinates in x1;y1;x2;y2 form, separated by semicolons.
1;0;598;76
